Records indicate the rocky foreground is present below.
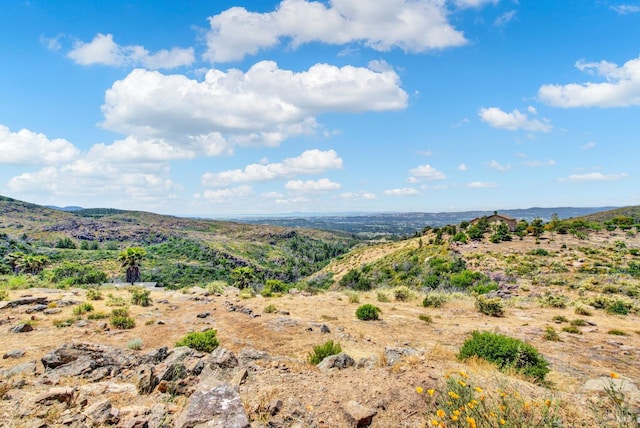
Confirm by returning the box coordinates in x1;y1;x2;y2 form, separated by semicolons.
1;284;640;427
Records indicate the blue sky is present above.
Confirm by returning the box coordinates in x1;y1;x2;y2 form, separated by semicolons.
1;0;639;217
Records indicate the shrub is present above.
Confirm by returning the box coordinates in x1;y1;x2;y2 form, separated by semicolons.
574;304;592;316
451;232;468;243
85;286;103;301
345;291;360;304
418;314;432;324
175;329;219;352
127;338;144;350
0;288;7;301
450;270;484;289
262;279;288;296
129;287;152;307
458;331;550;382
422;292;448;308
87;311;108;320
356;304;380;321
72;302;94;316
608;329;628;336
308;340;342;365
606;300;631;315
239;288;255;299
570;319;588;326
339;268;371;291
475;295;505;317
106;294;127;307
393;286;414;302
110;308;135;329
469;281;498;295
376;291;390;302
529;248;550;256
539;292;568;308
562;325;581;334
53;318;78;328
263;304;277;314
543;326;560;341
551;315;568;323
205;281;226;295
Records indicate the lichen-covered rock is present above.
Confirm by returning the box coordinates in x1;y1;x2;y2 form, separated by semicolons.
174;384;249;428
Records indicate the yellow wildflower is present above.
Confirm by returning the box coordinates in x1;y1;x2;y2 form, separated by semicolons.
448;391;460;399
610;372;619;379
489;411;497;418
459;370;469;378
466;416;477;428
474;386;483;393
416;386;424;394
430;420;439;426
451;415;459;421
458;380;467;387
545;399;552;407
453;410;461;416
500;419;506;425
428;389;435;397
437;409;446;418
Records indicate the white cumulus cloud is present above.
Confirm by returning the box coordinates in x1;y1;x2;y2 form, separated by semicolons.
340;191;377;200
101;62;407;153
408;164;446;181
383;187;420;196
559;172;628;183
0;125;80;165
467;181;497;188
488;160;511;172
538;56;640;107
204;0;467;62
610;4;640;15
454;0;499;8
523;159;555;167
67;33;194;69
201;185;253;201
202;149;343;187
285;178;341;193
479;107;552;132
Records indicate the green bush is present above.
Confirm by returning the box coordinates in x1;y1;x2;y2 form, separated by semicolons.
111;315;136;330
562;326;581;334
458;331;550;382
475;295;505;317
263;304;277;313
129;286;152;307
606;300;631;315
574;304;592;316
175;329;219;352
570;319;587;326
422;292;449;308
393;286;414;302
450;270;484;289
608;329;628;336
308;340;342;365
419;314;432;324
0;288;8;301
339;268;371;291
470;281;498;295
72;302;94;315
106;294;127;307
543;326;560;341
355;304;380;321
85;286;103;301
376;291;390;302
539;292;568;308
87;311;108;320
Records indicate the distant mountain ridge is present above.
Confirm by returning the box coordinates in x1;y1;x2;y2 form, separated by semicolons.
235;206;618;236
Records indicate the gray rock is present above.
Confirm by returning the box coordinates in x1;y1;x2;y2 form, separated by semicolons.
266;399;283;416
33;386;76;404
10;322;33;333
317;352;355;371
0;360;37;379
3;349;25;359
197;312;211;318
84;399;120;425
43;308;62;315
0;296;48;309
41;342;154;375
383;346;421;366
25;304;48;314
341;400;377;428
174;384;250;428
208;347;238;369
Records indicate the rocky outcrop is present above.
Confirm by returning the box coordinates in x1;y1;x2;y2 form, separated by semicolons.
174;384;250;428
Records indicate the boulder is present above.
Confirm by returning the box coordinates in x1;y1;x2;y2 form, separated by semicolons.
173;384;250;428
10;322;33;333
208;348;238;369
383;347;421;366
317;352;355;371
33;386;76;405
341;400;377;428
3;349;25;359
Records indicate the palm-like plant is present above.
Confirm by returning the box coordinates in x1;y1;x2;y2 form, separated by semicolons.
118;247;146;284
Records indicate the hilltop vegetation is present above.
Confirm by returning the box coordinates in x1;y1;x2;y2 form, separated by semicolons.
0;196;358;289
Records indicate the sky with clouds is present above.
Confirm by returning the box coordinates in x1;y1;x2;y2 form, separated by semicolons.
0;0;639;216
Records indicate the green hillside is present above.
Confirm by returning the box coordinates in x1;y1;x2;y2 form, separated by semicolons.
0;196;359;288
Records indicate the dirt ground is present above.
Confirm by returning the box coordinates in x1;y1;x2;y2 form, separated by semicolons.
1;271;639;427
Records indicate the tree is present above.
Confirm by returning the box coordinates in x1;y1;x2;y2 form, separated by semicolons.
529;218;545;238
118;247;146;284
230;266;255;289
